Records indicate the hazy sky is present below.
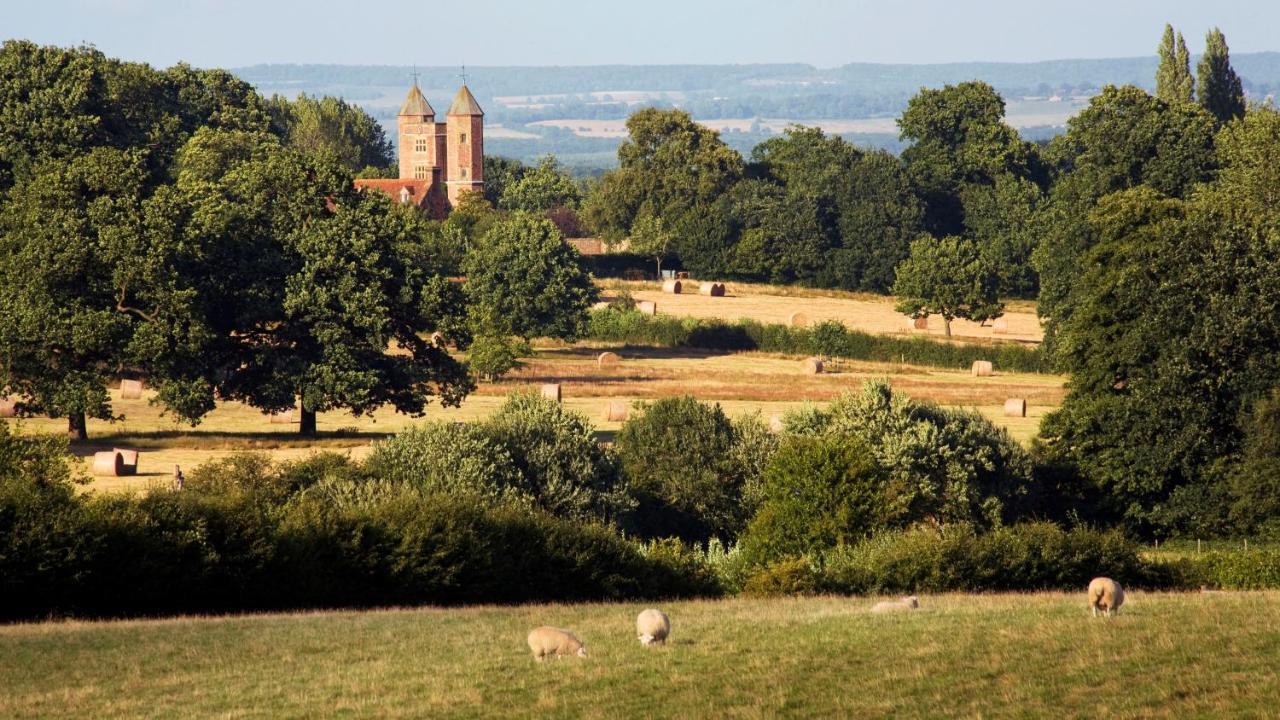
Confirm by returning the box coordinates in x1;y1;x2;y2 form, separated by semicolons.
5;0;1277;68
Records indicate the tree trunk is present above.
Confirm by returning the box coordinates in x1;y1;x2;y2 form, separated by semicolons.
943;317;952;338
299;407;317;436
68;411;88;442
655;256;663;279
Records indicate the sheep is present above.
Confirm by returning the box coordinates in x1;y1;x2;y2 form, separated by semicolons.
636;608;671;646
527;627;587;660
870;596;920;613
1088;577;1125;617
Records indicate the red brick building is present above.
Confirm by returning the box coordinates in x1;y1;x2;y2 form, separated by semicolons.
354;82;484;217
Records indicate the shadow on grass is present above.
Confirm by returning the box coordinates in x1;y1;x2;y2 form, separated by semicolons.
67;429;394;457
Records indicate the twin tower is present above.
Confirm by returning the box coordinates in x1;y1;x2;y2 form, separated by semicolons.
355;82;484;216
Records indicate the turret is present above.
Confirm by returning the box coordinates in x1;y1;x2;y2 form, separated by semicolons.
445;85;484;206
397;83;438;180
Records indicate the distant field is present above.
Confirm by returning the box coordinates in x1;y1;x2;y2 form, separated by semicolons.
611;280;1044;344
3;592;1277;719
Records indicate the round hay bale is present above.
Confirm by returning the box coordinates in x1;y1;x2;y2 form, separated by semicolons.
0;398;16;418
906;316;928;331
992;317;1009;334
112;447;139;476
768;413;784;433
699;282;727;297
429;332;446;347
675;271;689;279
119;379;144;400
1004;398;1027;417
713;282;726;297
603;400;629;422
789;312;809;327
662;279;682;294
597;351;621;367
971;360;994;377
801;357;824;374
541;383;562;403
92;451;124;477
269;409;295;424
637;301;657;316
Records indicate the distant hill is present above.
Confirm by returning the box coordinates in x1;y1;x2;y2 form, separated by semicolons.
233;53;1280;172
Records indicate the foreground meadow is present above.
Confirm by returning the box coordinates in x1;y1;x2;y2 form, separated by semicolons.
1;593;1276;719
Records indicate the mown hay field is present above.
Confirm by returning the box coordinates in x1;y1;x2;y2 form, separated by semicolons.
2;592;1277;719
14;343;1063;492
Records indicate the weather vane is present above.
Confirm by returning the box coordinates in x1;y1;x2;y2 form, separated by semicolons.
459;64;468;85
411;65;420;86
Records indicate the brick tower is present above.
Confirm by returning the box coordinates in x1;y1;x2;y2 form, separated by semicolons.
445;85;484;206
396;82;442;182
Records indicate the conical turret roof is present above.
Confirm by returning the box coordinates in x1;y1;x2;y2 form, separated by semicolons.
399;83;435;116
447;85;484;116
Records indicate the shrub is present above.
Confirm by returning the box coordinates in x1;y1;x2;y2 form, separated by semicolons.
740;435;889;566
1195;549;1280;590
366;422;525;504
479;392;633;523
616;396;751;543
467;334;524;381
742;556;820;597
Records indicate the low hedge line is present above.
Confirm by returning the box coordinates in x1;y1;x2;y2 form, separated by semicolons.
0;478;718;621
587;309;1047;373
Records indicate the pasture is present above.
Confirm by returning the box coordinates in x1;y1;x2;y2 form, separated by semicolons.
2;592;1277;719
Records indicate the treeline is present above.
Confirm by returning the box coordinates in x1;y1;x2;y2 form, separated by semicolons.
0;41;599;439
7;387;1279;620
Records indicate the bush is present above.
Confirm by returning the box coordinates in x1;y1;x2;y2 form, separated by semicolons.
615;396;754;543
585;309;1046;372
820;523;1150;595
742;556;820;597
479;392;633;524
366;422;525;504
1195;549;1280;590
467;334;525;381
740;435;889;566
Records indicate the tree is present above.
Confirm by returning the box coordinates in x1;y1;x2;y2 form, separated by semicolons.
626;212;674;277
177;128;472;435
498;155;579;213
482;156;528;207
462;214;598;341
1197;28;1246;125
1156;24;1195;103
265;94;393;174
892;235;1002;337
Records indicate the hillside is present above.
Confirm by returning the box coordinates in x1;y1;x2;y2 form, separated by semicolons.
234;53;1280;169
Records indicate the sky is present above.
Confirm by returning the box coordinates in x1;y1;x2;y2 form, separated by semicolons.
4;0;1278;69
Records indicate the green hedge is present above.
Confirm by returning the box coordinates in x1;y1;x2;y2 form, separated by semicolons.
587;310;1047;373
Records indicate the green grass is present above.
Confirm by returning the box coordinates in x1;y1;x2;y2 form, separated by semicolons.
3;592;1278;718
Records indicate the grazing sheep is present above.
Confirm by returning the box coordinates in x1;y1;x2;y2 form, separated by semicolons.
636;609;671;646
870;596;920;613
527;627;587;660
1088;577;1125;617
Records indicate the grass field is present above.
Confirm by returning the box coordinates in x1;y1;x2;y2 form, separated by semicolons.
610;280;1044;344
2;592;1277;719
14;343;1062;491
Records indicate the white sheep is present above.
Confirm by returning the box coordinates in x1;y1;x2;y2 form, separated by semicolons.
526;627;588;660
636;608;671;646
1088;577;1125;617
870;595;920;613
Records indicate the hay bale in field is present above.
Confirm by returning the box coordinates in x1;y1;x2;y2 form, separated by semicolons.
0;398;16;418
662;279;682;294
971;361;993;377
906;316;928;331
801;357;824;374
112;447;139;475
768;413;784;433
541;383;562;403
597;351;621;367
992;317;1009;334
675;271;689;279
119;379;144;399
592;301;611;311
603;400;629;422
699;282;726;297
429;332;446;347
92;451;124;477
789;312;809;327
1003;398;1027;417
637;300;657;315
269;409;295;424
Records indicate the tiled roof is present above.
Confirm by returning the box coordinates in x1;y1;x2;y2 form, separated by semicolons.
399;84;435;116
447;85;484;116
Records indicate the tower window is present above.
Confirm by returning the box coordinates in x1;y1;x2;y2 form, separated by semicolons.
460;167;468;179
414;139;428;152
414;165;428;180
460;133;467;143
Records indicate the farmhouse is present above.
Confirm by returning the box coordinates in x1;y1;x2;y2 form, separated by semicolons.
354;82;485;217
